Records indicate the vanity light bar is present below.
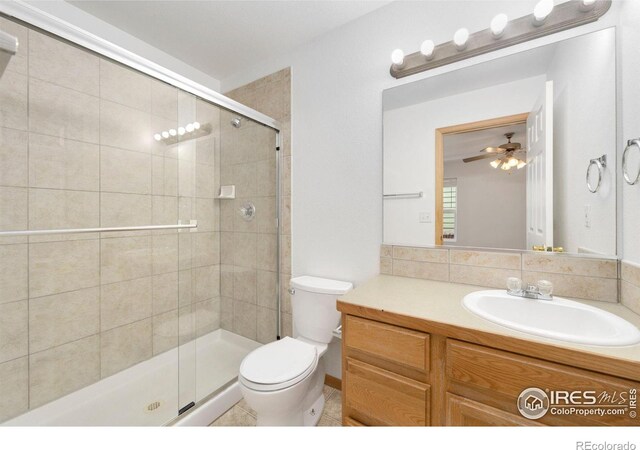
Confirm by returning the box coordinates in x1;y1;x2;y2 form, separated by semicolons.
389;0;611;79
153;121;211;145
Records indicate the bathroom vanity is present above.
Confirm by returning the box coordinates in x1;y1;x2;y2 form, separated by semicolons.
337;275;640;426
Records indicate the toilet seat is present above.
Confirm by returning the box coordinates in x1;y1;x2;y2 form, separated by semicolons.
239;337;318;392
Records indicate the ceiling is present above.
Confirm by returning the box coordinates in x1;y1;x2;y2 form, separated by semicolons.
67;0;392;81
443;123;527;162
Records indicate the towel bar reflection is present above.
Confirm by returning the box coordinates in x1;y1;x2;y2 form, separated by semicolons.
622;139;640;185
383;191;423;199
586;155;606;193
0;220;198;237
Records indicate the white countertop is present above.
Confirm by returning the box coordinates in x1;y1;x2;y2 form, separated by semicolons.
338;275;640;365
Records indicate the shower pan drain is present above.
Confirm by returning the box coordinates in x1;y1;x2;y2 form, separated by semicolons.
146;401;162;412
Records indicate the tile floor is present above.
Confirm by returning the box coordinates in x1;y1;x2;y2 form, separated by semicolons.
210;385;342;426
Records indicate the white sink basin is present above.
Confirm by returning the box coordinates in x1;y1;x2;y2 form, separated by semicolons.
462;290;640;346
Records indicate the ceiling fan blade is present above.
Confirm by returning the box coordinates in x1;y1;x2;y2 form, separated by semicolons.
481;147;506;153
463;153;496;163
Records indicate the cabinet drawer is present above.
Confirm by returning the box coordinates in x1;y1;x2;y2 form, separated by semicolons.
343;417;366;426
345;315;429;373
345;357;429;426
446;394;543;426
446;340;640;425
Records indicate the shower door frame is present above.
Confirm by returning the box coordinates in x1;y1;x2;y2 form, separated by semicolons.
0;0;284;422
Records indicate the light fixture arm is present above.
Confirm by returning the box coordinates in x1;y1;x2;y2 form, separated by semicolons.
389;0;611;79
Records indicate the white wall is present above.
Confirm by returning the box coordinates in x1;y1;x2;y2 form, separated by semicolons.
620;0;640;264
444;159;526;250
383;75;544;246
548;28;616;255
8;0;221;91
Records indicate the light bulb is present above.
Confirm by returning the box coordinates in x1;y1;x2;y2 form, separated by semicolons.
517;160;527;169
391;49;405;66
169;128;177;136
533;0;554;26
161;131;169;139
580;0;596;10
193;122;201;130
420;40;435;59
186;123;194;132
490;13;508;38
501;162;511;171
153;133;162;141
508;157;518;167
490;159;502;169
178;127;185;135
453;28;469;50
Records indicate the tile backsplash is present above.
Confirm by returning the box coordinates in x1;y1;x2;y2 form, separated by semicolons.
381;245;620;303
621;261;640;315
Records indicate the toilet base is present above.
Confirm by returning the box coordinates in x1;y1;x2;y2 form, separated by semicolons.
304;394;325;426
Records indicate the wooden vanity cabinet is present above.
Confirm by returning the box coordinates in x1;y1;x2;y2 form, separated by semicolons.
340;313;640;427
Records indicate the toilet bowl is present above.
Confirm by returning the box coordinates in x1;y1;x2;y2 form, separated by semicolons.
238;276;352;426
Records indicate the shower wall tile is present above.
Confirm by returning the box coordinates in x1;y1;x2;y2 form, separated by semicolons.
100;235;152;285
29;78;99;143
257;270;277;310
178;305;195;345
178;269;194;306
29;240;100;298
28;287;100;353
28;188;99;234
195;298;220;337
0;357;28;422
0;186;27;234
29;134;100;191
257;234;277;271
152;272;179;315
100;146;152;194
195;198;216;232
233;300;257;340
194;265;220;302
100;318;153;378
0;70;28;131
100;100;152;153
152;196;178;230
0;128;27;187
152;156;178;196
195;163;216;198
29;30;99;96
152;233;179;275
100;60;152;112
151;81;178;121
192;232;219;268
101;277;153;331
29;335;100;409
152;309;178;355
220;265;234;298
233;232;256;269
257;306;277;344
100;193;152;231
255;196;277;234
234;267;257;304
0;244;28;305
0;300;28;363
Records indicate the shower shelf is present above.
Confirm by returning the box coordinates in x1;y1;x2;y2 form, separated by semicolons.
0;220;198;237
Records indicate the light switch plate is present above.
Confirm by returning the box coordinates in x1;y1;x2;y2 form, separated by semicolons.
419;212;432;223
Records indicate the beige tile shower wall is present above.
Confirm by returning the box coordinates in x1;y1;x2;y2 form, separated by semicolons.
0;18;221;422
621;261;640;315
381;244;620;303
224;68;292;342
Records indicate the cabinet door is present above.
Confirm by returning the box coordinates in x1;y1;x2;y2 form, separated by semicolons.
447;394;543;427
345;357;429;426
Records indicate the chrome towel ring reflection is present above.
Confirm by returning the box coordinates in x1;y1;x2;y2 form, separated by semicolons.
586;155;607;194
622;139;640;185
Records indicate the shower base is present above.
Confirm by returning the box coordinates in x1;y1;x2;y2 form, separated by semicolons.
4;329;261;426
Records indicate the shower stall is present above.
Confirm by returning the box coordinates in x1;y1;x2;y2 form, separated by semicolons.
0;12;280;426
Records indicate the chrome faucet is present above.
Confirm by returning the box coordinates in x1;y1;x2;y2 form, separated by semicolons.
506;278;553;301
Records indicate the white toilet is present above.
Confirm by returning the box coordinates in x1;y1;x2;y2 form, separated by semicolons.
238;275;352;426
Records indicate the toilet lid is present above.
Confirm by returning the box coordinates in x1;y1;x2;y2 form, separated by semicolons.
240;337;317;387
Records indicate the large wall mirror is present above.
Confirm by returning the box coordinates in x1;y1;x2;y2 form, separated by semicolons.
383;27;617;257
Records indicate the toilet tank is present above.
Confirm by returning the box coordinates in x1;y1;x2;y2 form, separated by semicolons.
290;276;353;344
